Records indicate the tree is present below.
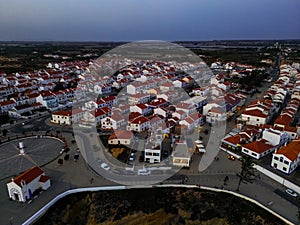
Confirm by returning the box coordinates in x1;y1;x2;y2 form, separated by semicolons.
236;155;256;192
2;129;8;136
58;158;63;166
64;154;70;161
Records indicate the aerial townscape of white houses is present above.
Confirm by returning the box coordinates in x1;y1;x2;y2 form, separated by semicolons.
221;62;300;175
1;56;300;176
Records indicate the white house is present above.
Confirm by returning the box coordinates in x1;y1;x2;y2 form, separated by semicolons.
7;166;50;202
102;96;117;108
0;99;16;113
130;103;152;116
206;106;227;124
128;93;151;105
262;128;289;146
51;109;84;125
172;110;187;120
145;145;161;163
36;92;58;109
127;115;150;132
271;139;300;174
82;108;110;126
176;102;196;115
108;130;134;145
242;139;276;159
101;111;126;130
154;107;169;118
241;108;270;126
127;82;145;94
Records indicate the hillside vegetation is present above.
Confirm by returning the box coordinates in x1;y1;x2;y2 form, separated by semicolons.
34;187;286;225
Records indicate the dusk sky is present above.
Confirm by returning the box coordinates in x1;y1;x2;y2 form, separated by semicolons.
0;0;300;41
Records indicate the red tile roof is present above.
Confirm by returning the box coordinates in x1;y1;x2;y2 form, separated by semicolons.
39;175;50;183
242;109;268;118
275;140;300;161
135;103;148;110
0;100;16;107
243;139;274;154
12;166;44;186
130;115;149;124
109;130;133;140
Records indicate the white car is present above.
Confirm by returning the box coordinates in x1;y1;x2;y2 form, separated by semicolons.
129;153;135;161
285;189;298;197
138;168;151;175
101;162;110;171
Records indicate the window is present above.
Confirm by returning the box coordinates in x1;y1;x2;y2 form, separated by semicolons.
283;167;287;171
251;153;257;156
257;119;259;121
284;160;289;165
279;157;283;162
243;149;249;153
274;156;279;161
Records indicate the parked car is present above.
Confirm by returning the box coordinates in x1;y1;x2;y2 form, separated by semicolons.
101;162;110;171
139;155;144;162
138;168;151;175
228;155;235;161
129;153;135;161
285;189;298;197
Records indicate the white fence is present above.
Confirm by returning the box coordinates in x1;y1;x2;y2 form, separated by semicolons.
22;186;126;225
254;164;300;194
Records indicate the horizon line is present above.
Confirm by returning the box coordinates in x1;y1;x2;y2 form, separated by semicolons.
0;38;300;43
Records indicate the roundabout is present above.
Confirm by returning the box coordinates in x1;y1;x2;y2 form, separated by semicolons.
0;136;64;179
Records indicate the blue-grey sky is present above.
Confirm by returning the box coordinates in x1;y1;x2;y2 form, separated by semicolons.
0;0;299;41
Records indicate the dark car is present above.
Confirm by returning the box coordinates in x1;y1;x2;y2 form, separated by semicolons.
139;155;144;162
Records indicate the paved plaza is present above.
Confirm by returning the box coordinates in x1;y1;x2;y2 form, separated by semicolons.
0;137;64;179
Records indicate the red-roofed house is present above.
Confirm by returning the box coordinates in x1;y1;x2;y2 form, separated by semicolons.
127;115;150;132
128;93;151;104
206;106;227;124
147;98;168;109
36;91;58;109
102;96;117;107
172;109;187;120
7;166;50;202
83;108;110;126
272;139;300;174
108;130;134;145
241;108;270;126
130;104;152;116
242;139;276;159
0;99;16;113
51;108;84;125
101;111;126;130
176;102;196;115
